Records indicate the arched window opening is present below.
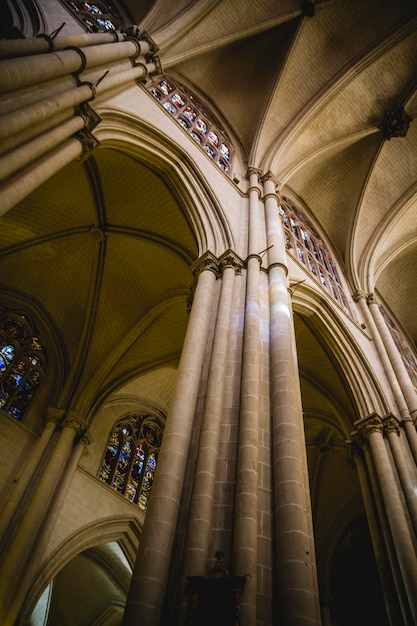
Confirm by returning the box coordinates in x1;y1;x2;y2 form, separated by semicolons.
98;412;164;509
380;305;417;392
146;77;234;175
60;0;124;32
279;197;351;315
0;307;47;421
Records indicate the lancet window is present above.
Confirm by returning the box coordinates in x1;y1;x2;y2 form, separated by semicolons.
0;307;47;421
61;0;123;32
380;305;417;391
146;77;233;175
98;412;164;510
279;197;350;314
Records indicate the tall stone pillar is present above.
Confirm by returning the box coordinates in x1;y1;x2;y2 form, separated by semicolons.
122;252;218;626
262;173;320;625
232;168;262;626
367;295;417;420
0;409;59;555
0;412;87;625
355;414;417;623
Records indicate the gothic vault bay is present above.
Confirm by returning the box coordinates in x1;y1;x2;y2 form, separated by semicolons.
1;1;417;625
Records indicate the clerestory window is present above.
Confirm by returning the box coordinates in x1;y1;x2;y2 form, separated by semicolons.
146;77;234;175
98;412;164;510
279;197;351;314
0;307;47;421
61;0;124;32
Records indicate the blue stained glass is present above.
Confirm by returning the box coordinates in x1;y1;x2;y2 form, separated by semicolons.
150;87;163;101
97;18;115;29
159;80;174;95
195;118;208;134
204;145;215;159
220;143;230;160
218;160;229;172
84;2;101;12
191;132;202;144
170;93;185;108
183;106;197;123
207;131;218;147
178;118;190;130
163;102;176;115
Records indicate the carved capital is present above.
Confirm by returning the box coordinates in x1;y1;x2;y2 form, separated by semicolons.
63;411;88;433
355;414;384;439
366;292;379;306
246;167;262;180
218;249;244;275
352;290;368;302
45;407;65;426
76;102;101;131
191;251;219;277
261;171;280;191
74;128;100;157
383;414;400;436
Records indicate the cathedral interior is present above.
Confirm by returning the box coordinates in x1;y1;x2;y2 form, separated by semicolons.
0;1;417;625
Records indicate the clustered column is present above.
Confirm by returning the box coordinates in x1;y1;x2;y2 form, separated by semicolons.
354;414;417;623
262;173;320;625
122;251;219;626
0;30;160;216
0;412;89;626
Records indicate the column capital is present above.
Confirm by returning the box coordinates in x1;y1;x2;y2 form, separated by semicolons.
383;414;400;436
366;292;379;306
260;171;280;188
352;290;368;302
354;413;384;438
246;167;262;180
218;249;244;275
191;251;219;277
62;410;88;433
75;102;101;131
45;407;65;426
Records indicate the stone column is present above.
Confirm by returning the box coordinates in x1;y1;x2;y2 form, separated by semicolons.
0;410;59;555
0;413;86;625
262;173;319;625
232;168;262;626
122;252;219;626
367;294;417;420
355;414;417;623
383;416;417;536
11;430;91;625
354;291;410;419
348;441;406;625
177;250;243;619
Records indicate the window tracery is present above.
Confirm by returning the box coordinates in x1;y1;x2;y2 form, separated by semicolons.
61;0;124;32
146;77;234;175
279;197;350;314
0;307;47;421
380;305;417;391
98;412;164;509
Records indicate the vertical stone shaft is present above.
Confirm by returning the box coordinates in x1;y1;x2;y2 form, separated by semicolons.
7;432;90;625
182;257;239;576
232;169;262;626
263;174;318;625
0;416;56;553
358;415;417;622
368;296;417;419
0;416;83;624
122;256;218;626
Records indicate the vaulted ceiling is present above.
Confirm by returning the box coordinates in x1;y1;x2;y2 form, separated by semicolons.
135;0;417;349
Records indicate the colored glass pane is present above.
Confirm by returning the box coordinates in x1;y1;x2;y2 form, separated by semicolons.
204;145;216;159
98;413;164;509
159;80;174;95
163;102;176;115
195;118;208;134
191;132;202;144
150;87;163;101
170;93;185;108
183;106;197;123
218;160;229;172
207;131;218;147
220;143;230;160
178;118;190;130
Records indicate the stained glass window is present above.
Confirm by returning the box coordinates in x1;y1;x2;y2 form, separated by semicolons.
0;308;47;421
380;306;417;392
98;412;164;510
61;0;124;32
146;76;234;175
279;198;351;315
